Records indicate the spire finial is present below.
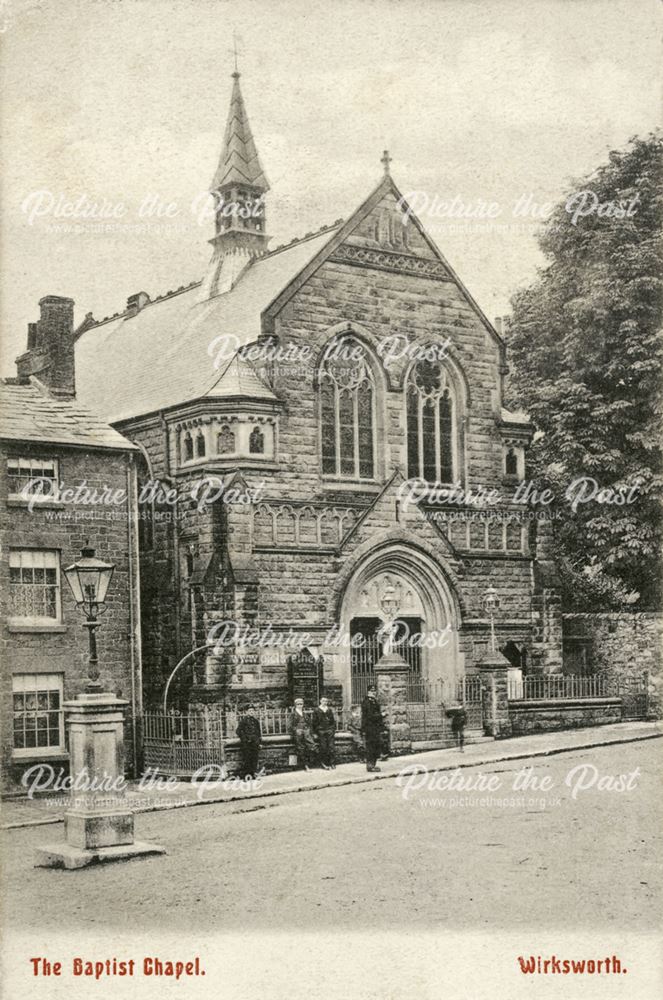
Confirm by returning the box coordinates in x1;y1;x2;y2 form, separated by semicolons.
231;30;241;77
381;149;392;176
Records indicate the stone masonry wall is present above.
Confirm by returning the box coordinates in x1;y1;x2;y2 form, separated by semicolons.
509;698;623;735
563;612;663;718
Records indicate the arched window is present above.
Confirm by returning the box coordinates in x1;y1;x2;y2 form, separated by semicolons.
320;340;375;479
249;426;264;454
196;432;206;458
505;448;518;476
182;433;194;463
253;506;275;546
406;359;456;483
217;425;235;454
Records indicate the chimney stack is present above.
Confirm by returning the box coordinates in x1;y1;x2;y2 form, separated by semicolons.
16;295;76;397
126;291;150;316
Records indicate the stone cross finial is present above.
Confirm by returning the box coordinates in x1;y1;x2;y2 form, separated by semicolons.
381;149;392;176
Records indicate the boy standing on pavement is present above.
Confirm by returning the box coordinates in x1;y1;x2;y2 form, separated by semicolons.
236;703;262;778
312;696;337;769
290;697;316;771
448;703;468;752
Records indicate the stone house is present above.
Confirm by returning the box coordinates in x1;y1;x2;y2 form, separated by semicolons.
25;72;564;714
0;298;141;791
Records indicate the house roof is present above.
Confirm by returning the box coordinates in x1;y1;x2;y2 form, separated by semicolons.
74;224;340;424
0;378;136;451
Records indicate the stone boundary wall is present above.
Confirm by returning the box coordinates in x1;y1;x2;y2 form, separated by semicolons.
509;697;622;735
563;612;662;718
220;733;362;776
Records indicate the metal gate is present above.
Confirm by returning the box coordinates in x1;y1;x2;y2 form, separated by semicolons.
407;675;483;743
618;672;649;720
142;708;227;776
350;616;423;703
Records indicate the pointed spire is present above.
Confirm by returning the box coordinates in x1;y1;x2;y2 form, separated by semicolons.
211;73;269;193
201;69;270;301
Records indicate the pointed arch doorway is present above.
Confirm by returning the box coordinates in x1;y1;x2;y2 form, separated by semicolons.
338;544;462;706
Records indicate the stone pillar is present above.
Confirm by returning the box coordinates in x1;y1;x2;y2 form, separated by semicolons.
35;691;165;870
375;653;412;754
478;652;512;739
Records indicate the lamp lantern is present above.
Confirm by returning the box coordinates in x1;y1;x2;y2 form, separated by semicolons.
483;585;500;653
63;543;115;690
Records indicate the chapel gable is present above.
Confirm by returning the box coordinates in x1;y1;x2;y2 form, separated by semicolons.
331;189;451;281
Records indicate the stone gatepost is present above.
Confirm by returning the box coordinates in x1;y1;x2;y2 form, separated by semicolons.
35;691;165;870
375;654;412;754
478;652;512;738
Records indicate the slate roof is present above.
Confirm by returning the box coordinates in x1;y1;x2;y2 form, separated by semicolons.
209;354;278;401
74;224;340;424
211;73;269;192
0;378;136;451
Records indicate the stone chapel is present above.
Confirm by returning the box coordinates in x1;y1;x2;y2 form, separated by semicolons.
18;70;563;712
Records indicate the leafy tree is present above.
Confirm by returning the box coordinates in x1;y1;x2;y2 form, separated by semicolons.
505;133;663;609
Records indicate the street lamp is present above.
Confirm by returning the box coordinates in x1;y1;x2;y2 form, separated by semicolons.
64;543;115;691
483;585;500;653
379;584;400;657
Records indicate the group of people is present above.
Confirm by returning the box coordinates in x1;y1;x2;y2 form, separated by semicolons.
234;687;390;779
235;687;469;779
235;695;340;779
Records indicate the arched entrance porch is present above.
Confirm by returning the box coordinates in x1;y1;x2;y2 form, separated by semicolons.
335;543;462;706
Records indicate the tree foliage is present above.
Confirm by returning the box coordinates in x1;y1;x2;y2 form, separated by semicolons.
506;133;663;609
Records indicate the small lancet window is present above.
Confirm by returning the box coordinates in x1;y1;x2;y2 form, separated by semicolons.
183;434;194;463
249;426;265;454
505;448;518;476
196;433;206;458
217;425;235;454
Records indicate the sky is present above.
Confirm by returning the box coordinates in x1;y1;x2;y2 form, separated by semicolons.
0;0;660;375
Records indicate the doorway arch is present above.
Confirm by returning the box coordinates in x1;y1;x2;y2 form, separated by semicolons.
336;543;462;705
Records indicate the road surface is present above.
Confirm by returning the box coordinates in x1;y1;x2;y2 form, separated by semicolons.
3;739;661;932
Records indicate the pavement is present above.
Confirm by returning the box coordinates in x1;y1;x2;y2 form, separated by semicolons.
2;719;660;830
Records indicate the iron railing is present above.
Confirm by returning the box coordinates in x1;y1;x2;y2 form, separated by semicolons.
509;674;610;701
143;705;353;743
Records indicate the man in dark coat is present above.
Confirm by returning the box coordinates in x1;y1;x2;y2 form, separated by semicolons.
236;703;262;778
311;696;337;769
361;685;385;772
289;697;316;770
